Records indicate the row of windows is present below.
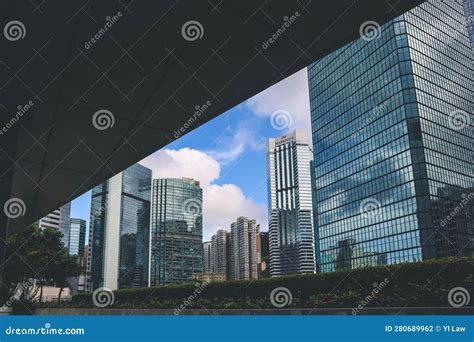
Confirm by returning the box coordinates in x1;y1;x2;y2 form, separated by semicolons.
320;210;419;242
424;149;473;179
316;120;409;177
315;84;406;147
321;230;422;260
320;247;423;271
406;1;472;57
320;192;418;231
318;151;414;208
410;49;472;94
414;75;472;113
317;130;411;188
426;164;474;190
419;105;473;147
315;97;408;159
310;52;401;117
308;17;401;83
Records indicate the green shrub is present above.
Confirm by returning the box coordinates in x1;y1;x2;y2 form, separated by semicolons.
66;257;472;309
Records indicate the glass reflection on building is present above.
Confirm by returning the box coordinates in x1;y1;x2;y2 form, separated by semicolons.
309;0;473;272
464;0;474;48
150;178;203;285
87;163;151;290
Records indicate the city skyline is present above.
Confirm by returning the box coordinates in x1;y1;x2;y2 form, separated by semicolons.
70;70;312;242
50;0;472;286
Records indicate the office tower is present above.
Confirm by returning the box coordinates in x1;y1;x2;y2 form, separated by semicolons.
308;0;473;272
464;0;474;47
69;218;86;257
267;130;317;277
87;163;151;290
38;202;71;248
203;241;212;273
150;178;203;285
230;217;258;280
257;231;270;277
210;229;231;279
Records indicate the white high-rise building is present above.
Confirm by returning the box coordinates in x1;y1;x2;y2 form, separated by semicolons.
38;202;71;248
267;130;316;276
69;218;86;257
230;217;258;280
211;229;231;279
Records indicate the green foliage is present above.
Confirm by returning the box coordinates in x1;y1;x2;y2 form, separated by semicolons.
2;225;81;304
69;257;473;309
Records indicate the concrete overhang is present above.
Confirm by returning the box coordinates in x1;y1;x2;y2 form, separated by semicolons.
0;0;424;235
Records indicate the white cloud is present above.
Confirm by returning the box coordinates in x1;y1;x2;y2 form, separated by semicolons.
246;68;312;138
206;120;265;165
140;148;267;240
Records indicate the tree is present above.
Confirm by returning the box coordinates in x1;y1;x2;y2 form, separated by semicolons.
3;225;81;305
52;253;81;302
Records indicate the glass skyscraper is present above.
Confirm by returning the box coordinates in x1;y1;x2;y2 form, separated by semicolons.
464;0;474;48
308;0;473;272
69;218;86;257
87;163;151;290
150;178;203;285
267;130;316;276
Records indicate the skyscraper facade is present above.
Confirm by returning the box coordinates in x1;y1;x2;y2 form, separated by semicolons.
203;241;212;273
267;130;316;276
69;218;86;257
150;178;203;285
38;202;71;248
211;229;231;279
308;0;473;272
257;231;269;277
464;0;474;48
230;216;258;280
87;163;151;290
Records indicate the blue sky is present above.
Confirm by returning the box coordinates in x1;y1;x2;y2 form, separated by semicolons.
71;68;312;241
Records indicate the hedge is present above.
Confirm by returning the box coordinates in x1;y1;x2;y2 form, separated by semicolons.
65;257;472;309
